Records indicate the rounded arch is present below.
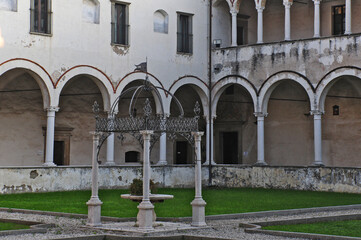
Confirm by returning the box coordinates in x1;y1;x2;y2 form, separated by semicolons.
167;76;209;116
258;71;315;113
212;75;257;115
0;59;53;109
55;66;113;111
153;9;169;34
316;67;361;112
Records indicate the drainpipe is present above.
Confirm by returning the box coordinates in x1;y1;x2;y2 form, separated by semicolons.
208;0;213;186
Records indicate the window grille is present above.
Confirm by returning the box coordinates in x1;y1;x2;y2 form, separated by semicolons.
177;13;193;54
111;3;129;45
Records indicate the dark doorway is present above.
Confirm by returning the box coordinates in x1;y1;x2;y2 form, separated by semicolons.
222;132;238;164
125;151;140;163
176;141;188;164
54;141;65;166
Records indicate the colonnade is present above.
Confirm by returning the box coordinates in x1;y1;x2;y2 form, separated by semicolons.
229;0;352;46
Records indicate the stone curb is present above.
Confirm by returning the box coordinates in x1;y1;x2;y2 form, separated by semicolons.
0;218;55;236
52;234;233;240
1;204;361;223
241;213;361;240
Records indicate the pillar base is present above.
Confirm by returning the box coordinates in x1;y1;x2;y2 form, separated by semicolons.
203;160;216;165
312;162;324;167
43;162;56;167
104;161;116;166
254;161;267;166
157;160;167;166
191;198;207;227
137;200;155;230
345;31;352;35
87;197;103;227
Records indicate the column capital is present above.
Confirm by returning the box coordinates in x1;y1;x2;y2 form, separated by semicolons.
312;0;321;4
46;106;59;112
140;130;154;140
230;8;238;16
254;112;268;118
192;131;204;141
310;110;324;116
283;0;293;7
256;6;265;12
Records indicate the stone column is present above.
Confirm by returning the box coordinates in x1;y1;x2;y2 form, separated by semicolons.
256;6;265;44
283;1;293;41
345;0;352;34
254;112;267;165
158;117;167;165
87;132;103;227
44;107;59;167
231;9;238;46
312;111;324;166
313;0;321;38
137;130;154;230
105;133;115;166
204;117;216;165
191;132;207;227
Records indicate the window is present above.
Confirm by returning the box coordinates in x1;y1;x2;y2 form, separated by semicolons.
30;0;52;34
154;10;168;34
111;2;129;45
125;151;140;163
0;0;17;12
332;5;345;35
177;13;193;54
82;0;100;24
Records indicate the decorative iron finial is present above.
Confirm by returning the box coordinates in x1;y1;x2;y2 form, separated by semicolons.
143;98;152;117
194;101;201;116
93;101;100;115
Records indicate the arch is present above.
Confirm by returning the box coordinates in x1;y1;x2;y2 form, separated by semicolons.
55;66;113;111
153;9;168;33
212;75;258;115
258;71;315;113
167;76;209;116
0;59;53;108
316;67;361;112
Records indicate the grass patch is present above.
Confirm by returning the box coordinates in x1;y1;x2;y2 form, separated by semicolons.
0;188;360;218
0;221;30;231
263;220;361;238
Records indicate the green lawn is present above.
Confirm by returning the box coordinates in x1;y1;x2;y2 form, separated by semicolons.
0;188;361;218
263;220;361;238
0;221;30;231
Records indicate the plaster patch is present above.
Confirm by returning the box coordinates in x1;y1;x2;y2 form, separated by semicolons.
336;55;343;64
318;55;334;66
112;45;129;56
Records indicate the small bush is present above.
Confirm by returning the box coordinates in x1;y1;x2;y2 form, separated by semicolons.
129;179;157;196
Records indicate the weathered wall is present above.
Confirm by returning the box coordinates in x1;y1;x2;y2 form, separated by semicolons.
1;166;361;194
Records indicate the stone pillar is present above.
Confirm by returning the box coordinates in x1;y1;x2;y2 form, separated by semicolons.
105;133;115;166
87;132;103;227
256;6;265;44
158;117;167;165
313;0;321;38
231;9;238;46
312;111;324;166
44;107;59;167
191;132;207;227
345;0;352;34
204;117;216;165
254;112;267;165
283;1;293;41
137;130;154;230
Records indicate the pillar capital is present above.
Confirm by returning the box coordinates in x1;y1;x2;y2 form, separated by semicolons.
256;6;265;12
192;131;204;142
283;0;293;7
230;8;238;16
140;130;154;140
254;112;268;118
312;0;321;5
46;106;59;113
310;110;324;116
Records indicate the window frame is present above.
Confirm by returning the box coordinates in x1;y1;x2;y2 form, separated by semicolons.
177;12;193;54
332;4;345;36
111;0;130;46
30;0;52;36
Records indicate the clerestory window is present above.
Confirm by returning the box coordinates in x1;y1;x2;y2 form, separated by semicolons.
30;0;52;34
177;13;193;54
111;2;129;45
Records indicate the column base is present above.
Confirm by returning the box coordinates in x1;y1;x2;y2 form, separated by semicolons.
313;34;320;38
156;160;167;166
345;31;352;35
257;41;264;44
312;162;324;167
87;197;103;227
191;198;207;227
137;200;155;230
104;161;116;166
254;161;267;166
203;160;216;165
43;162;56;167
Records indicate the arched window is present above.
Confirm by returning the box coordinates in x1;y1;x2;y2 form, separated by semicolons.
0;0;17;11
125;151;140;163
154;10;168;34
82;0;100;24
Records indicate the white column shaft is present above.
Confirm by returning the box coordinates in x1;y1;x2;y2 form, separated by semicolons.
257;116;266;165
141;131;153;202
206;120;210;164
44;110;56;166
284;4;291;40
257;8;264;43
195;133;202;198
314;114;323;165
345;0;352;34
91;134;100;198
313;0;321;37
231;11;238;46
158;133;167;165
105;133;115;165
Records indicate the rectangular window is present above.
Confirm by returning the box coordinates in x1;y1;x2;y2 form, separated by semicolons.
30;0;52;34
177;13;193;54
332;5;345;35
111;3;129;45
